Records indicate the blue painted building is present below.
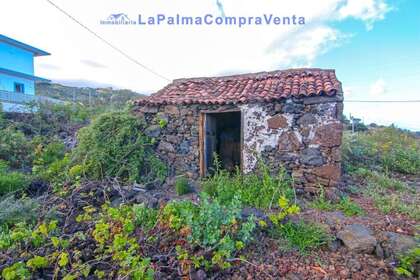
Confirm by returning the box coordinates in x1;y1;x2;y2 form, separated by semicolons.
0;34;50;112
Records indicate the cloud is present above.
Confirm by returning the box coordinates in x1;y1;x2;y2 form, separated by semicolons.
266;25;345;67
0;0;391;93
369;78;387;96
53;79;120;89
80;59;107;69
338;0;392;30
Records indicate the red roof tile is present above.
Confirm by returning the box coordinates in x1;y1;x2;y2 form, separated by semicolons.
135;68;342;106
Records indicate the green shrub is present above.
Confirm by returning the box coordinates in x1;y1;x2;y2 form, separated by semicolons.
1;262;30;280
133;204;158;232
0;104;6;129
0;127;33;169
38;155;71;188
175;176;191;195
71;111;167;183
162;195;256;269
382;145;420;175
342;132;379;172
32;140;65;168
19;102;91;137
268;196;301;225
0;195;39;226
202;160;293;209
90;204;155;279
26;255;49;270
32;140;66;178
342;127;420;174
269;221;331;254
395;247;420;277
0;164;30;196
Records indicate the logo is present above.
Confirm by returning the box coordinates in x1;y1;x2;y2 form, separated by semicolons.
100;13;136;25
99;13;306;27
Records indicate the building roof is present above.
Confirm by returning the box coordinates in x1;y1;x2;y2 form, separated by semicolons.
135;68;342;106
0;34;50;56
0;67;51;82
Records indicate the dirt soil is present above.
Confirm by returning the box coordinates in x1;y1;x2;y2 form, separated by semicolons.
213;174;420;280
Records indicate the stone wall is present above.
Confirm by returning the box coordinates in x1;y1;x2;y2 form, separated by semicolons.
134;94;343;192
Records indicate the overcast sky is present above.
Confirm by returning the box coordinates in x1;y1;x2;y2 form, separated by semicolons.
1;0;419;130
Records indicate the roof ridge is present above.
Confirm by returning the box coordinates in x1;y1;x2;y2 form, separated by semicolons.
172;68;336;83
135;68;341;106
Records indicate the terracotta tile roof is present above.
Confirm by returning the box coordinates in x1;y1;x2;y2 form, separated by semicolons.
135;68;342;106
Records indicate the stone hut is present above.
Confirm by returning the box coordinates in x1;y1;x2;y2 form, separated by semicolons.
134;68;344;191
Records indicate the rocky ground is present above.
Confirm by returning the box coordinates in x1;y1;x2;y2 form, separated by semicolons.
214;175;420;280
120;173;419;279
1;172;418;279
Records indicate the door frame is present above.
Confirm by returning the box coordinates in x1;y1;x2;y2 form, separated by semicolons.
199;109;243;177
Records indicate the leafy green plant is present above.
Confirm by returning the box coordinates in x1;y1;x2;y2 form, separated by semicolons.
175;176;191;195
0;163;30;196
0;195;39;226
89;203;155;279
355;169;419;220
1;262;30;280
133;204;158;232
353;168;406;191
382;145;420;174
270;221;331;254
337;196;365;216
342;127;420;174
71;111;167;183
203;159;293;209
269;196;300;225
39;155;71;188
32;140;65;177
26;256;49;270
365;186;420;220
0;127;33;169
162;195;256;269
395;247;420;277
0;222;33;250
310;189;364;217
158;118;167;128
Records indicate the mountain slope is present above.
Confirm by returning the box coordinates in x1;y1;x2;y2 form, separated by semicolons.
36;82;147;108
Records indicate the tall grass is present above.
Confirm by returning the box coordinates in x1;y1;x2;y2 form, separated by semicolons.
202;157;294;209
342;127;420;174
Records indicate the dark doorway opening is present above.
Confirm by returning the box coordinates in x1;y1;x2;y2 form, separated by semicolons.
202;111;241;176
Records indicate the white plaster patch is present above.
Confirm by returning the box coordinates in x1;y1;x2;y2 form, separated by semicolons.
240;104;286;172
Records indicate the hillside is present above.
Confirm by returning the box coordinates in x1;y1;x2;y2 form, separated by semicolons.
0;105;419;279
36;82;147;108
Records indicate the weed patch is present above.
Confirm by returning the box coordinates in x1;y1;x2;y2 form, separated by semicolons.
395;246;420;277
202;159;293;209
269;221;331;254
353;169;419;220
310;189;364;217
0;161;30;196
0;195;39;226
175;176;191;195
342;127;420;174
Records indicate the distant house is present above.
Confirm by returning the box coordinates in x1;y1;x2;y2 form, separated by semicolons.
134;69;344;192
0;34;50;112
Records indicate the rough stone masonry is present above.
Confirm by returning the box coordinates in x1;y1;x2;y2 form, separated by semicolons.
134;68;344;193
